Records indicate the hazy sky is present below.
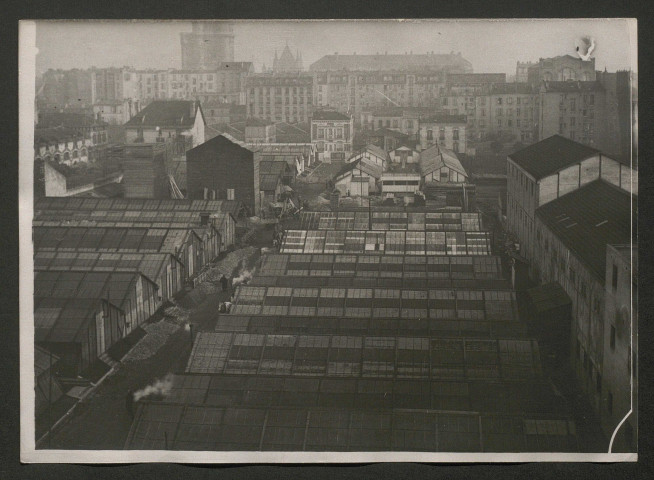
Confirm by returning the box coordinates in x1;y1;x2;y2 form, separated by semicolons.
34;19;637;76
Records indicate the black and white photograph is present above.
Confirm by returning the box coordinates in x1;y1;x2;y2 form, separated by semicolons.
18;18;638;463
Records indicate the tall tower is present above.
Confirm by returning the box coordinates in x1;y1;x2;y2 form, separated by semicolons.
180;21;235;70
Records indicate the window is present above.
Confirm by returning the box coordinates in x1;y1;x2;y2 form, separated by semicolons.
612;264;618;291
610;325;616;350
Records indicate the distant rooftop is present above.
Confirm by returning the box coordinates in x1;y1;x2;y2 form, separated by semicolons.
312;110;351;121
310;52;473;72
124;100;202;128
38;112;107;129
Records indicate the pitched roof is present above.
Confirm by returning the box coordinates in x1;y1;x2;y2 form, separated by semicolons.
535;180;635;282
333;159;361;180
348;143;388;161
187;133;258;158
508;135;600;180
363;144;389;160
371;128;408;139
312;110;351;121
124;100;202;127
260;174;282;192
419;145;468;178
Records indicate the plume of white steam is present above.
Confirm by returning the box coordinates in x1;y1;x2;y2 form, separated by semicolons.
133;374;174;401
232;268;253;287
576;36;596;61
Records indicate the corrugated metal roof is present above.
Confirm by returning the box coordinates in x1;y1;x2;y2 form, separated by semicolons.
535;180;635;282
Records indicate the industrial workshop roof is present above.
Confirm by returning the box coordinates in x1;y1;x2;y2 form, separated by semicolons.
535;180;635;282
279;230;491;255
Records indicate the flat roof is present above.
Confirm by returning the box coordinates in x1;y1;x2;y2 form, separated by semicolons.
536;180;635;282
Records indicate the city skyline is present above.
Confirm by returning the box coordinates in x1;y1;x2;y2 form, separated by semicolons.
34;19;636;76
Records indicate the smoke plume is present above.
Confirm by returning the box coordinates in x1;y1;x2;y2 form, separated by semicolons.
232;268;253;287
133;374;174;401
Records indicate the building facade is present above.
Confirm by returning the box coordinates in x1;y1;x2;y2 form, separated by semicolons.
506;135;636;273
313;71;447;114
310;110;354;162
487;82;538;143
246;74;314;124
527;55;596;85
531;182;635;446
187;134;261;215
538;81;607;150
123;100;206;149
600;244;637;452
419;114;467;153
